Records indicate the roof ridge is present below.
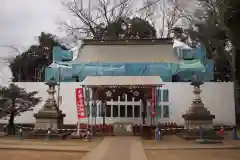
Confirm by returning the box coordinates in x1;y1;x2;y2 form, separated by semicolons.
83;38;173;45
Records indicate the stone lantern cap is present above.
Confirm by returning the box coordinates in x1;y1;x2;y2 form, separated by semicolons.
190;80;203;87
45;77;58;87
190;74;203;87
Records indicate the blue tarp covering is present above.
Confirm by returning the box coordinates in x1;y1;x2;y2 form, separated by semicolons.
46;44;214;82
174;44;207;63
45;62;179;82
45;61;213;82
53;46;73;62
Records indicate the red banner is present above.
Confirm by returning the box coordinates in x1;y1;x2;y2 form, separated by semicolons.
75;88;87;119
152;87;156;117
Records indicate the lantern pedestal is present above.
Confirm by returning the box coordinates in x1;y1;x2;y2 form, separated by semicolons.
180;76;222;140
34;80;65;131
27;79;66;139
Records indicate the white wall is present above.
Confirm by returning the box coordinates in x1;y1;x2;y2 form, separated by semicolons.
164;82;235;126
0;82;235;126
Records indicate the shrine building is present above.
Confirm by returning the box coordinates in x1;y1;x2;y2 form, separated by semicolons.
6;38;235;126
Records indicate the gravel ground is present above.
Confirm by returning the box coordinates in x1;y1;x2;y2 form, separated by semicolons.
146;149;240;160
0;150;86;160
0;137;103;148
142;134;240;148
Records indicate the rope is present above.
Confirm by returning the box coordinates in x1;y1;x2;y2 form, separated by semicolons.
18;126;232;132
19;127;87;132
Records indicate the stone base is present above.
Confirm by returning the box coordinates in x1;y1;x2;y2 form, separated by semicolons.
34;108;65;131
184;120;213;129
35;118;63;131
196;139;222;144
26;129;70;140
178;129;224;140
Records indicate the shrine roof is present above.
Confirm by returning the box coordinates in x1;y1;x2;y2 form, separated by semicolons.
82;38;173;45
77;38;178;63
81;76;163;87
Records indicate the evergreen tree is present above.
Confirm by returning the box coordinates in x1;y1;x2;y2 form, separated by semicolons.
0;83;41;135
9;32;65;82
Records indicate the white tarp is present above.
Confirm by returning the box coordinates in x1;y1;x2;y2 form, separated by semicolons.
71;40;82;60
49;61;72;68
173;39;192;49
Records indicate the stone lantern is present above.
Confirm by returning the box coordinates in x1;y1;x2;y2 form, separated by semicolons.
181;75;222;140
34;78;65;131
182;75;215;129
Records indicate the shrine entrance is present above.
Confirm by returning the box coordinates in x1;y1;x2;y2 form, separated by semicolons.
113;122;134;136
82;76;163;136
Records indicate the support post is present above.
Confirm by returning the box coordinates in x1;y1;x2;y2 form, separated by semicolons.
57;67;61;108
45;128;51;141
232;126;240;140
18;126;23;140
142;99;147;125
156;127;161;141
77;121;80;135
91;103;94;138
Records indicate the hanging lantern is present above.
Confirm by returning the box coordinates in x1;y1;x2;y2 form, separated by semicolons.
121;23;127;31
121;93;125;100
133;90;139;97
106;90;112;98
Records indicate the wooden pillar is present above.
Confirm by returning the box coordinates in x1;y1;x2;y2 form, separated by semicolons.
118;95;120;117
125;94;127;117
142;98;147;125
111;99;113;118
92;87;97;126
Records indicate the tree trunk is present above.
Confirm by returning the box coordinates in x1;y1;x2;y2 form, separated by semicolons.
234;48;240;125
8;99;16;135
8;112;15;135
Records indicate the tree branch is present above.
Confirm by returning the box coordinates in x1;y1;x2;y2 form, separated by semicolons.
97;0;111;24
62;0;96;36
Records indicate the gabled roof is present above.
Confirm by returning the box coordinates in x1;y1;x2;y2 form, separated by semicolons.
82;76;163;87
83;38;173;45
77;38;178;63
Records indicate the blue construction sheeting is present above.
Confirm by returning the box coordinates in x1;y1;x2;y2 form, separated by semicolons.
45;61;213;82
174;59;213;81
174;43;207;63
45;62;178;82
46;44;214;82
204;59;214;81
53;46;73;62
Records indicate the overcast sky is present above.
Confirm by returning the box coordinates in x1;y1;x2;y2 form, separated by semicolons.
0;0;67;56
0;0;68;84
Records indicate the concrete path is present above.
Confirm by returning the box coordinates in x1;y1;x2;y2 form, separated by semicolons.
82;137;148;160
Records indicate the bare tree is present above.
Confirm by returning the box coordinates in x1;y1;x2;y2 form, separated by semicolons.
138;0;156;25
0;45;21;55
166;1;185;37
159;0;188;38
140;0;187;38
0;45;23;62
61;0;133;39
